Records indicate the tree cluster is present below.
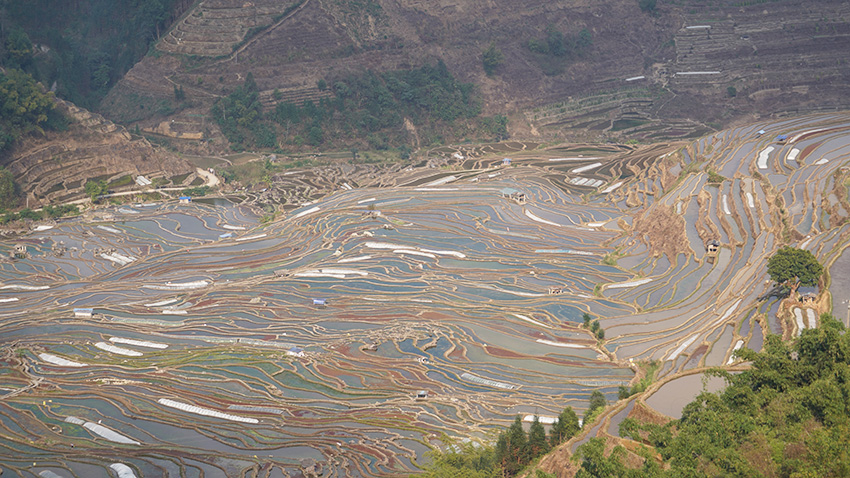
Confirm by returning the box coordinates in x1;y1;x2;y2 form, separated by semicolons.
583;313;605;340
482;42;504;76
213;61;496;152
0;69;59;153
211;72;266;150
638;0;657;14
577;314;850;477
526;25;593;76
84;179;108;201
1;0;180;108
0;203;79;224
420;405;582;478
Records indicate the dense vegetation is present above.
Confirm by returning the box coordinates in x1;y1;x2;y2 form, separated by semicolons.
576;314;850;477
0;203;78;224
0;0;183;108
0;68;62;153
525;25;593;76
419;405;582;477
213;61;506;153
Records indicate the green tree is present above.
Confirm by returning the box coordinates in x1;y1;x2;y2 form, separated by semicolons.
575;438;663;478
0;69;56;152
526;415;550;459
307;125;324;146
766;246;823;291
546;27;566;57
420;437;500;478
0;168;20;209
4;28;33;68
496;416;528;476
211;72;262;148
638;0;657;14
574;438;628;478
585;390;607;421
482;42;504;76
84;179;107;201
549;406;580;447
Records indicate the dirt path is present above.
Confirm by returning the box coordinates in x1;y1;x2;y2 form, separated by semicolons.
195;167;220;187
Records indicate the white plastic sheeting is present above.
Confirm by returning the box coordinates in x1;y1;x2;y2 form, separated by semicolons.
94;342;143;357
39;471;67;478
158;398;259;424
110;463;138;478
110;337;168;349
65;416;140;445
39;353;85;367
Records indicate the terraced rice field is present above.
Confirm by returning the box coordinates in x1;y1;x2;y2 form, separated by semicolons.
2;114;850;477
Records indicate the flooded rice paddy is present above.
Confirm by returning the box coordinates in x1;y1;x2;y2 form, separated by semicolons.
2;114;850;476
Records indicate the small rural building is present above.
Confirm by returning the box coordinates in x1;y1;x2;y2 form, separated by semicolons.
312;298;327;306
501;188;527;205
503;158;512;166
705;240;720;263
287;347;305;358
776;134;788;143
800;292;817;304
179;196;192;204
74;308;93;318
12;244;27;258
548;287;563;295
415;390;428;400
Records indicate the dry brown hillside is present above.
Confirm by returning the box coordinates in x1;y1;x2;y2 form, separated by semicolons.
5;98;192;209
100;0;850;150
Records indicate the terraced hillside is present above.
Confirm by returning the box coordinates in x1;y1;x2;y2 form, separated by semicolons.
2;113;850;476
158;0;304;56
3;99;193;208
103;0;850;149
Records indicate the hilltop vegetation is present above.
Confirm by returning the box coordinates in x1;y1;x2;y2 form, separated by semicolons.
573;315;850;477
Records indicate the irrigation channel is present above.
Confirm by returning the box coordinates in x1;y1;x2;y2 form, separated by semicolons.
3;113;850;477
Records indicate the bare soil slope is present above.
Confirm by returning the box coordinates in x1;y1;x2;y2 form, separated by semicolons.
102;0;850;149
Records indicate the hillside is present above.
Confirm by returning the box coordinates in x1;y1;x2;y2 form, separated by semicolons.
3;97;193;209
102;0;850;152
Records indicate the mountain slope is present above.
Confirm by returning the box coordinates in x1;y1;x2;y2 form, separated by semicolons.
102;0;850;150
